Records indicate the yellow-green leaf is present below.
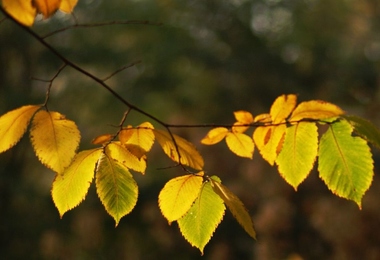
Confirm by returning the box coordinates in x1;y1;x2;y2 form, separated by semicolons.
0;105;40;153
159;173;204;224
51;149;102;217
253;125;286;165
30;110;80;173
119;122;155;153
59;0;78;13
210;178;256;239
201;127;229;145
177;178;225;254
2;0;37;26
290;100;345;122
318;120;373;208
105;141;146;174
270;94;297;123
225;132;254;159
96;153;138;226
33;0;62;18
154;129;204;170
276;122;318;189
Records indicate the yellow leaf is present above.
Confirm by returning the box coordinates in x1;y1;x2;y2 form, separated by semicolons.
254;113;272;123
91;134;113;145
201;127;229;145
154;129;204;170
119;122;155;153
253;125;286;165
105;142;146;174
30;110;80;173
210;178;256;239
51;148;102;217
290;100;345;122
225;132;254;159
0;105;40;153
270;94;297;123
159;173;204;224
2;0;37;26
59;0;78;13
234;110;254;124
33;0;62;18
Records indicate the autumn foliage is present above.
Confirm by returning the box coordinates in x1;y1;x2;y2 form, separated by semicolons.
1;1;380;254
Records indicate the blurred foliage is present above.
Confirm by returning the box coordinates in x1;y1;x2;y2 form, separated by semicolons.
1;0;380;259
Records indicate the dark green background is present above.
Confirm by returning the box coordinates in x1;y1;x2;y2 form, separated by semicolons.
1;0;380;259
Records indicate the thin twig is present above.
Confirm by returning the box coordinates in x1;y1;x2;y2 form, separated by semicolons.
42;20;163;39
102;60;142;81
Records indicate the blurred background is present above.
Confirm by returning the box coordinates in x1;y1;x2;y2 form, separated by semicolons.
1;0;380;259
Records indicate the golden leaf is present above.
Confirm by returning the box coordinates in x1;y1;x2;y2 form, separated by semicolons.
270;94;297;123
91;134;113;145
2;0;37;26
154;129;204;170
105;142;146;174
0;105;41;153
290;100;345;122
253;125;286;165
30;110;80;173
210;178;256;239
52;148;102;217
159;173;204;224
234;110;254;124
119;122;155;153
225;132;254;159
201;127;229;145
59;0;78;13
254;113;272;123
33;0;62;18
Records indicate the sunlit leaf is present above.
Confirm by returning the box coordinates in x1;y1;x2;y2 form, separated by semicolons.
59;0;78;13
201;127;229;145
290;100;345;122
30;110;80;173
343;115;380;149
159;173;204;224
154;129;204;170
225;132;254;159
254;113;271;123
253;125;286;165
33;0;62;18
119;122;155;153
276;122;318;189
0;105;40;153
318;120;373;208
177;177;225;254
210;178;256;239
234;110;254;124
105;142;146;174
51;149;102;217
270;94;297;123
2;0;37;26
92;134;113;145
96;153;138;226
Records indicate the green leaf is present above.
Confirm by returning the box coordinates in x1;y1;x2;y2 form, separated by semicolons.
159;173;204;224
96;152;138;226
51;149;102;217
177;177;225;254
276;122;318;189
0;105;41;153
343;115;380;149
210;178;256;239
318;120;374;208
